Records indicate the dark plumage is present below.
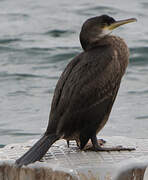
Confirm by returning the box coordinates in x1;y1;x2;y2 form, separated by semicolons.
16;15;137;166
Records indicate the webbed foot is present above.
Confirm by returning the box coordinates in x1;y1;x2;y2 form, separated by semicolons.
86;135;135;151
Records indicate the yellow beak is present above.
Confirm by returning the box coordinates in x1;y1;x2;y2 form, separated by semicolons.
106;18;137;30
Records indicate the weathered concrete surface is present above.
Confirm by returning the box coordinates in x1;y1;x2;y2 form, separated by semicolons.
0;163;76;180
0;136;148;180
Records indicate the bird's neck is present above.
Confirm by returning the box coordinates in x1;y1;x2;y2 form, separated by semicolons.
80;34;109;50
80;35;126;51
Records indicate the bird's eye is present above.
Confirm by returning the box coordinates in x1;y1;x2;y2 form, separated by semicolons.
101;23;107;27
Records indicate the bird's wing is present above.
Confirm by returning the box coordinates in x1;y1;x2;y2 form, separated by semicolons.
47;46;122;133
50;53;81;113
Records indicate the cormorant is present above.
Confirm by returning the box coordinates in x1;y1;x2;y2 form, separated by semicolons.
16;15;137;166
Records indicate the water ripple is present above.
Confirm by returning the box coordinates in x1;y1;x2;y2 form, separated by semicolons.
141;2;148;8
0;13;29;20
136;116;148;120
75;5;123;16
45;29;75;37
130;47;148;65
0;128;40;136
0;38;21;44
0;72;48;80
128;89;148;95
0;145;5;148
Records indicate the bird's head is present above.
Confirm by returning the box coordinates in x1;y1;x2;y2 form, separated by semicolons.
80;15;137;50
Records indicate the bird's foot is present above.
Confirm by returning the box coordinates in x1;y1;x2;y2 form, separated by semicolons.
88;135;135;151
88;145;135;152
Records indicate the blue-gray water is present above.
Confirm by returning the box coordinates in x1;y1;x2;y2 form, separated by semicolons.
0;0;148;146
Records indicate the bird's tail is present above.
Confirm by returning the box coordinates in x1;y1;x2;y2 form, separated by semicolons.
15;134;59;167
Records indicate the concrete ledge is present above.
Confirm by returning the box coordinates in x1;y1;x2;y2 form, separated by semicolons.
0;162;76;180
0;136;148;180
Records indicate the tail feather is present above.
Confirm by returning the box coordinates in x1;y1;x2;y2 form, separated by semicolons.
15;134;59;167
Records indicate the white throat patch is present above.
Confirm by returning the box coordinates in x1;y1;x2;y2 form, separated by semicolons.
100;28;112;37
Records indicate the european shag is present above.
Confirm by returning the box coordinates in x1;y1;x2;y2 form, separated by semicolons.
16;15;137;166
